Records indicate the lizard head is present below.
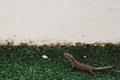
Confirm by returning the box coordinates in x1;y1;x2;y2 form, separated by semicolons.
63;53;74;59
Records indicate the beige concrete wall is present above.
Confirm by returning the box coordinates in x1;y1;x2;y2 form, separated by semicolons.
0;0;120;45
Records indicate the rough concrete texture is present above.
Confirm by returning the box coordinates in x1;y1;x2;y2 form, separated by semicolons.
0;0;120;45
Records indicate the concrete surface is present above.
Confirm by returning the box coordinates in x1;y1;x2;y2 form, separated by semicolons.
0;0;120;45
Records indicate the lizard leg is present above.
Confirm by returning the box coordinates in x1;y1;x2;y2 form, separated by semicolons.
70;63;76;71
88;69;96;75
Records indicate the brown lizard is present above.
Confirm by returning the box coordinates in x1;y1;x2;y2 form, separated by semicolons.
64;53;113;75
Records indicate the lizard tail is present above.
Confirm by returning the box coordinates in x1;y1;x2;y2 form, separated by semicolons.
94;66;113;70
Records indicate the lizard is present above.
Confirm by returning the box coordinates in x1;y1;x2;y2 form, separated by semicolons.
63;53;113;75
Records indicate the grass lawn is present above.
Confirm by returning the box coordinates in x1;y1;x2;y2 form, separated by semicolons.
0;43;120;80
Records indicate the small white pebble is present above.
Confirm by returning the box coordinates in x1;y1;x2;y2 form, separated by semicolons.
42;55;48;59
83;56;87;58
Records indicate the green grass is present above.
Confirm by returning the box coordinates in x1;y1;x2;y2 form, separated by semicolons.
0;43;120;80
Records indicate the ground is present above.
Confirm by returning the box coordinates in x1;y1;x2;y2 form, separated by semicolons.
0;43;120;80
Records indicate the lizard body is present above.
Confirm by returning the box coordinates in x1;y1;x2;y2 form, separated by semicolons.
64;53;113;75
